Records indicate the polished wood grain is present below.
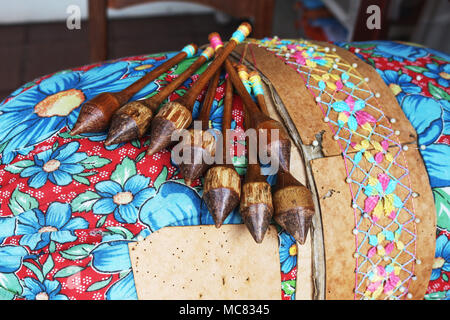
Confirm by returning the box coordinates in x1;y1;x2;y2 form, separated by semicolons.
146;22;251;156
105;46;212;145
71;46;195;136
177;67;222;185
246;69;315;245
239;99;273;243
202;76;240;227
224;59;291;171
273;168;315;245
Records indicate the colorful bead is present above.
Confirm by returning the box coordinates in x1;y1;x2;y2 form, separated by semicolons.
249;73;264;96
200;46;215;60
238;69;252;95
231;24;251;44
182;44;197;58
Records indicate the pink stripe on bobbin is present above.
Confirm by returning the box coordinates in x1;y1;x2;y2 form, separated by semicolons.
208;32;223;51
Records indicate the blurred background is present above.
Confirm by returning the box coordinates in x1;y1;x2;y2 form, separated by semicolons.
0;0;448;101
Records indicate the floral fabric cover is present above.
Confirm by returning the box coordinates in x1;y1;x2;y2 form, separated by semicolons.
0;40;448;300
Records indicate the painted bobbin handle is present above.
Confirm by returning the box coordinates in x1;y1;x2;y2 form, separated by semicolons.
248;70;269;116
144;46;215;111
177;23;251;109
123;43;198;99
236;64;252;95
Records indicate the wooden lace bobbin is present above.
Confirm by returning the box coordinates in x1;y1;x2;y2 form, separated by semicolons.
105;46;215;146
249;71;315;245
240;103;273;244
226;60;292;172
71;43;198;135
225;60;273;243
203;76;241;227
146;22;252;156
175;35;226;186
177;67;222;186
236;65;253;95
202;31;240;226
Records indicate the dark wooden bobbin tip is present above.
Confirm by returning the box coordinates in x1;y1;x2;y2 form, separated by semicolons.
146;101;192;156
203;165;241;227
240;164;274;243
178;128;217;185
273;169;315;245
202;74;240;227
71;92;123;136
257;119;292;172
241;203;273;244
105;100;153;146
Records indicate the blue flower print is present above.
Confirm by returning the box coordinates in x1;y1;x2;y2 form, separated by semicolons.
0;217;17;240
19;141;87;189
400;95;443;146
92;175;155;224
423;63;450;88
401;95;449;188
371;41;428;62
0;245;29;273
22;278;68;300
126;52;177;78
279;232;297;274
90;237;138;300
105;271;137;300
209;99;224;132
17;202;89;250
139;181;202;231
430;234;450;281
127;58;160;78
377;70;421;102
91;239;133;274
0;61;136;164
